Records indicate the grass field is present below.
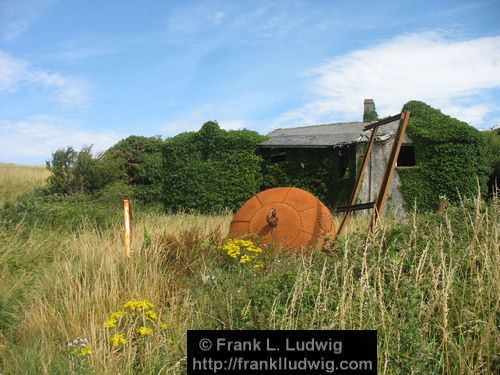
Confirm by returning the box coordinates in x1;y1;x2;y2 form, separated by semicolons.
0;163;50;203
0;164;498;374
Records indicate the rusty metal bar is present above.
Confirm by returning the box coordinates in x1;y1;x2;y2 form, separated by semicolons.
334;202;375;212
370;111;410;228
363;114;401;131
335;119;381;237
123;199;132;258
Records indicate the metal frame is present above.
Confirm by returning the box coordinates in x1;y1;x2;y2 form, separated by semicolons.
335;112;410;237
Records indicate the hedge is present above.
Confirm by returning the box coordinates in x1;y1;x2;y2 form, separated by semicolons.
398;101;488;211
162;121;266;213
104;136;164;203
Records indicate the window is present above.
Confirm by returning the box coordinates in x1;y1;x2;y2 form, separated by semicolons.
269;151;287;163
397;145;416;166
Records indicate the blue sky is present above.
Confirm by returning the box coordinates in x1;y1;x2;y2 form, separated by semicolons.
1;0;500;164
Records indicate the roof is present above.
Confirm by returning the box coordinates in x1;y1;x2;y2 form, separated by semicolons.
259;119;408;148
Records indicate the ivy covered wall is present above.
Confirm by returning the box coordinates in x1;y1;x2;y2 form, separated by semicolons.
162;121;266;213
260;146;356;208
398;101;488;211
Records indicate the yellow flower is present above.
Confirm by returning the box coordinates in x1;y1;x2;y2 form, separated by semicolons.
240;254;251;264
104;319;116;329
109;333;127;347
160;322;168;330
80;347;92;356
137;326;153;336
110;311;126;321
123;299;154;312
146;310;157;320
254;262;264;270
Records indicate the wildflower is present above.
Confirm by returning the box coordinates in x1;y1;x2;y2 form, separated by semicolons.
110;311;126;321
146;310;157;320
80;346;92;356
110;333;127;347
223;238;264;268
254;262;264;270
138;326;153;336
104;319;116;329
201;274;216;285
160;323;168;330
123;299;154;312
67;338;92;358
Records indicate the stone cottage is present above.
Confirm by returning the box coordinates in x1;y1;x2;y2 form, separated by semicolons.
258;99;414;215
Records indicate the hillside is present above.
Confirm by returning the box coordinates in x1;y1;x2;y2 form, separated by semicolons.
0;163;50;204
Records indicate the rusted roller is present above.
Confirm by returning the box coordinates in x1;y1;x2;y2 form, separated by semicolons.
229;187;336;250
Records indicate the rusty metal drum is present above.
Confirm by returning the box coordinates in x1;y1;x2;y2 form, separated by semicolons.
229;187;336;250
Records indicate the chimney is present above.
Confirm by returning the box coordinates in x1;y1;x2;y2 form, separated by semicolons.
364;99;375;115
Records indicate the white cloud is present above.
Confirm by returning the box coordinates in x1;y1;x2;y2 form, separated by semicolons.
272;32;500;128
0;51;91;108
0;52;29;91
0;116;121;164
0;0;55;41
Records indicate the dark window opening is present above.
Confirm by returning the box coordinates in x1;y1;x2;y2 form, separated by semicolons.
397;145;416;166
269;151;287;163
338;145;351;177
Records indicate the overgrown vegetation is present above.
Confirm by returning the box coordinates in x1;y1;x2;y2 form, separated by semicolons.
162;121;266;213
363;109;379;122
46;146;122;195
104;136;164;204
481;127;500;196
45;136;163;204
260;146;356;207
398;101;488;211
0;178;498;373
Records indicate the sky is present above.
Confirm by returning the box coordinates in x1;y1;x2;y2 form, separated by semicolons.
1;0;500;164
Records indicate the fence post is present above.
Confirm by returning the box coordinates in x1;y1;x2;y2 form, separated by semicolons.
438;199;447;213
123;199;132;258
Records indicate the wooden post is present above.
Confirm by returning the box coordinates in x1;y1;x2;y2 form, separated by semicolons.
438;199;447;213
123;199;132;258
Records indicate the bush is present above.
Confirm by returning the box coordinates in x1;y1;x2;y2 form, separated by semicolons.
481;127;500;196
162;121;266;213
46;146;121;195
398;101;488;211
104;136;164;204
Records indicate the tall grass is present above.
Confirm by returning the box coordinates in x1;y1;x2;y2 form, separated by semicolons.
1;193;498;374
0;163;50;203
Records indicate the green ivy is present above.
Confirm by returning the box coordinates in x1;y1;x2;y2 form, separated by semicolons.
162;121;266;213
260;146;356;208
104;136;164;204
363;110;379;122
398;101;488;211
481;127;500;196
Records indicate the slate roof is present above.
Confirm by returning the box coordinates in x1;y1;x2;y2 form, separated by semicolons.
259;119;407;148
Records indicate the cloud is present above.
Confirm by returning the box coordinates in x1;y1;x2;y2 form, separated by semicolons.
0;52;28;91
272;32;500;128
0;116;121;164
0;51;91;108
0;0;55;41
